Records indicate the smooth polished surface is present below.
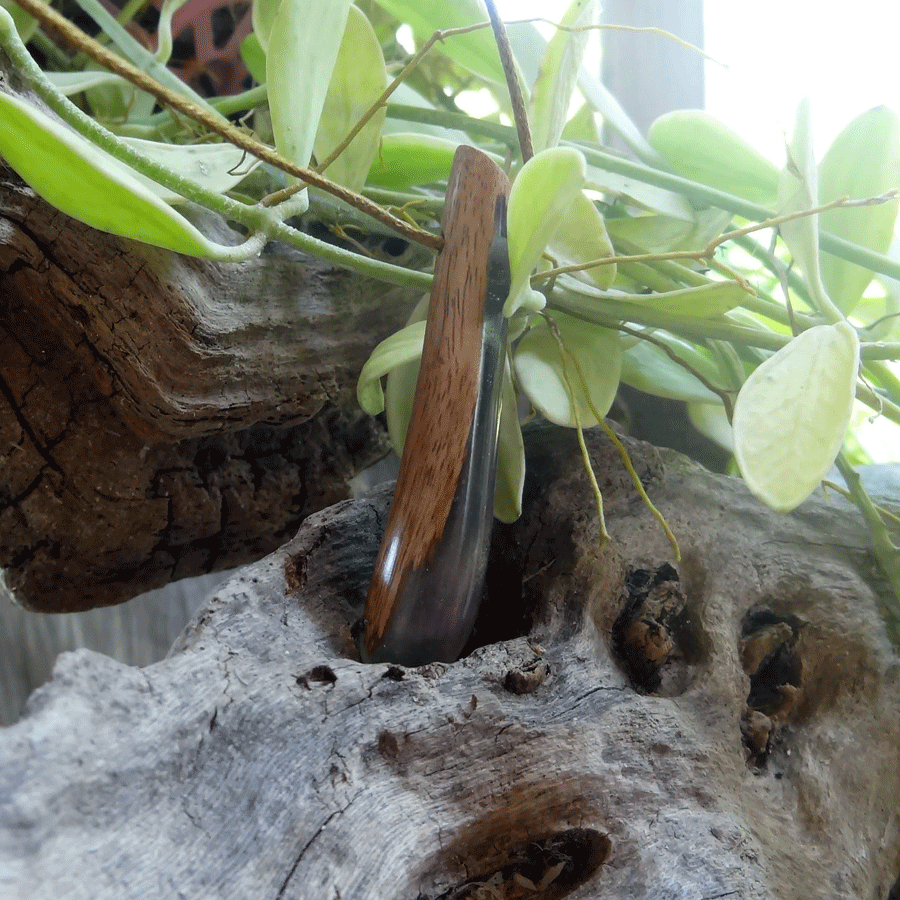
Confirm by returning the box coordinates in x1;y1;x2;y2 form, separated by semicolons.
360;146;511;665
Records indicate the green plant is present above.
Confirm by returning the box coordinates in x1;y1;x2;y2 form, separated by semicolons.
1;0;899;644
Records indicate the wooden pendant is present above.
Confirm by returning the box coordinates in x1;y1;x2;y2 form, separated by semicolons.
359;146;512;665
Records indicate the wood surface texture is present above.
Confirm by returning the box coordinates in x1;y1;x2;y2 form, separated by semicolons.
362;147;510;652
2;433;898;900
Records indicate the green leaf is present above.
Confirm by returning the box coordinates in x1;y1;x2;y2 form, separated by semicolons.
494;361;525;523
687;401;732;451
605;207;732;254
373;0;504;84
0;91;216;256
619;337;721;404
119;138;261;201
819;106;900;315
586;162;696;221
529;0;596;153
382;297;429;453
506;146;586;316
356;318;426;417
648;110;779;207
240;31;267;85
251;0;281;52
547;191;615;289
777;99;834;317
733;321;860;512
267;0;352;200
367;133;458;188
314;5;387;192
618;281;750;318
513;312;621;428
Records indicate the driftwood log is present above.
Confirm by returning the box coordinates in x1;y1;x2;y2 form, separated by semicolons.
1;431;898;899
0;163;427;611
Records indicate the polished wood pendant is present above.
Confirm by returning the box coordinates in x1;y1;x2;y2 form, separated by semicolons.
359;146;512;665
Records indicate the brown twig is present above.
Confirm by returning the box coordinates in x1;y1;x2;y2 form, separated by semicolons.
483;0;533;162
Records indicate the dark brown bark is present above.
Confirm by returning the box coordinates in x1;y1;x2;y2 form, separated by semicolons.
0;171;422;611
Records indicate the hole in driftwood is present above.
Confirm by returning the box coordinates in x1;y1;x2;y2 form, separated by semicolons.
739;609;804;769
458;522;534;658
296;664;337;689
610;563;703;696
429;828;610;900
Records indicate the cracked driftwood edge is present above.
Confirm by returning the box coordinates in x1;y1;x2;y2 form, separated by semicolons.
0;50;437;610
1;431;898;900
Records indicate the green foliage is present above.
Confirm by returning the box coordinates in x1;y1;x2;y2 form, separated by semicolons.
1;0;900;632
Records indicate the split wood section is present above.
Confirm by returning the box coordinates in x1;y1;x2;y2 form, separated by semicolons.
360;146;511;665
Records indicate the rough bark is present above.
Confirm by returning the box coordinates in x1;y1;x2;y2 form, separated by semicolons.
1;432;897;900
0;170;424;611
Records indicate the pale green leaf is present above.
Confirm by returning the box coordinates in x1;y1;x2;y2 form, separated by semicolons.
586;163;696;221
777;99;832;315
513;313;621;428
561;103;600;144
618;281;750;318
819;106;900;315
251;0;281;52
314;5;387;192
506;146;586;316
605;207;731;254
119;138;261;201
733;321;860;512
648;109;779;207
529;0;596;153
494;361;525;523
619;337;720;404
547;190;615;289
356;318;426;417
267;0;352;201
0;91;216;256
373;0;504;83
687;401;733;451
382;297;429;453
240;31;267;85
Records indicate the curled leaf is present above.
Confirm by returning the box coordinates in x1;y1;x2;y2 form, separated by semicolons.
547;191;615;289
506;146;586;316
356;319;426;417
733;321;860;512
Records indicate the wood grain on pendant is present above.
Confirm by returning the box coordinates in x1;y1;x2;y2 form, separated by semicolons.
360;146;511;665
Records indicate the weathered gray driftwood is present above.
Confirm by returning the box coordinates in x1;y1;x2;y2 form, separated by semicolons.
1;433;897;899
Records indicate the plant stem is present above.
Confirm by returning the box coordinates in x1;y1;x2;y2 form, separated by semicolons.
835;453;900;649
6;0;443;251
